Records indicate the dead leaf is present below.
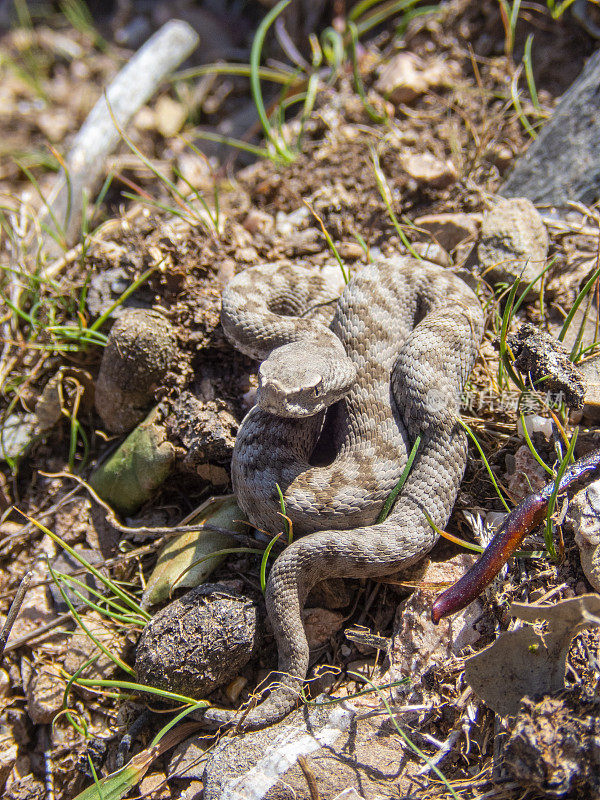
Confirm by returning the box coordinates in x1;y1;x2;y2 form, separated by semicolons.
464;594;600;716
142;496;248;607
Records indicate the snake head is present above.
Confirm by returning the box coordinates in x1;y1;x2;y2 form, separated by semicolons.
258;342;356;417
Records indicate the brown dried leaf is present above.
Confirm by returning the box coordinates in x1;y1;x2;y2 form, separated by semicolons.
464;594;600;716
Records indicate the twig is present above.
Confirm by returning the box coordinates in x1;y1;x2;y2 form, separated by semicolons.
41;19;199;251
43;471;268;550
297;756;320;800
417;700;480;776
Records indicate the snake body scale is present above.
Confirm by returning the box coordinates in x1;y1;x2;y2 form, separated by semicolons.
202;255;484;729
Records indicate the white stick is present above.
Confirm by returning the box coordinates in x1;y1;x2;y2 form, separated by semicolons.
43;19;199;251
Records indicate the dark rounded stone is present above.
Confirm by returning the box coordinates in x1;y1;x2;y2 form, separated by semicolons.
95;309;178;433
135;584;261;698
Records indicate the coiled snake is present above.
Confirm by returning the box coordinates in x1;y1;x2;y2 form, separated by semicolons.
203;255;484;729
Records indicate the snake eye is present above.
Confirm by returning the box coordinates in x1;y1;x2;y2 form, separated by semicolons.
313;384;321;397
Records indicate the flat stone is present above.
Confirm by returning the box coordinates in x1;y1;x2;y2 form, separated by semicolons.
26;664;65;724
501;50;600;205
477;197;548;289
201;700;419;800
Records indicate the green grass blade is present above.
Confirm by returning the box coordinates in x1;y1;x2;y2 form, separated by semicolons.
19;512;151;619
518;414;554;476
355;0;422;36
558;262;600;343
457;418;511;512
371;147;421;259
348;22;386;124
47;562;135;675
376;434;421;522
523;34;540;112
260;533;283;594
275;483;292;543
89;265;157;332
250;0;295;163
545;427;578;558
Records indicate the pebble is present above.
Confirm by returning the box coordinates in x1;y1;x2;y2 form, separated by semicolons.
399;151;458;188
415;212;480;251
410;241;451;267
26;665;65;725
243;208;275;235
0;414;37;463
275;206;310;236
516;414;553;439
477;197;549;290
506;445;547;501
375;52;454;105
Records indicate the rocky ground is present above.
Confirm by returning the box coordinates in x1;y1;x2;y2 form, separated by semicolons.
1;1;600;799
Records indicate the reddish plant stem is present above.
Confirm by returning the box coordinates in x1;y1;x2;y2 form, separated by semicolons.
432;446;600;624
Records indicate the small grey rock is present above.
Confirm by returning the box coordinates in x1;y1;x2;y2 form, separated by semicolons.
135;584;261;698
0;413;37;462
501;49;600;205
478;197;548;290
